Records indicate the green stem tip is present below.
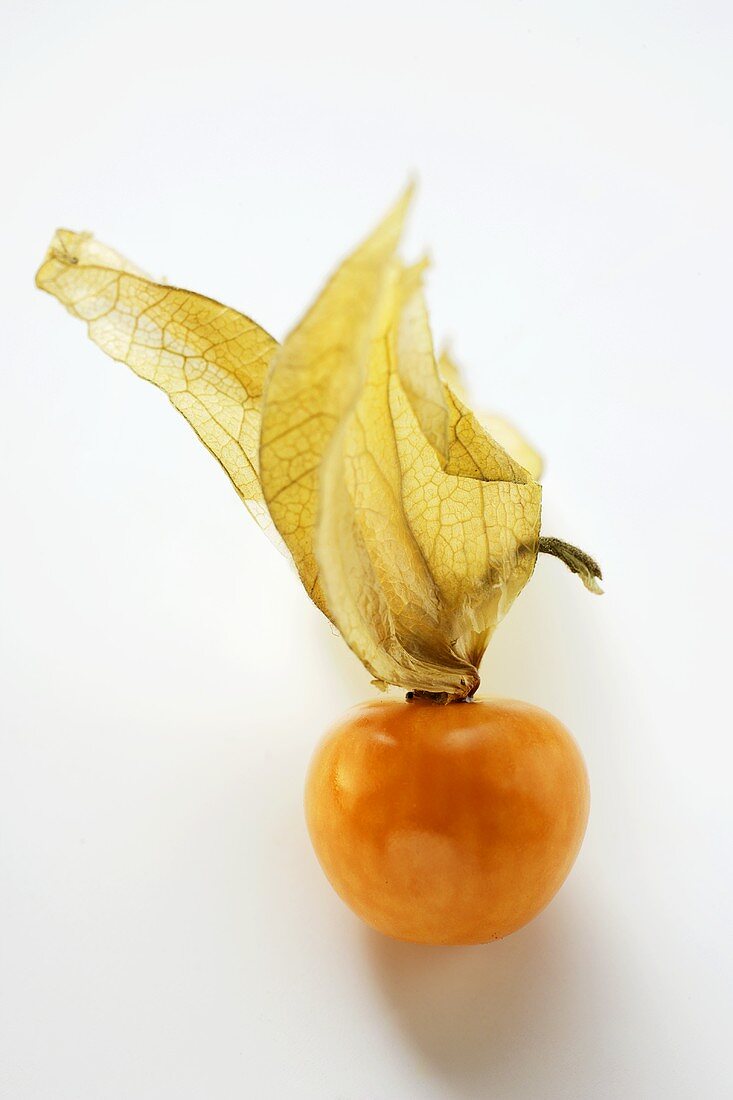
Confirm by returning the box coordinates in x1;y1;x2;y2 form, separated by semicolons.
538;536;604;595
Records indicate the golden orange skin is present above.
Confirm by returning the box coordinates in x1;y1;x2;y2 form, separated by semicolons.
305;698;589;945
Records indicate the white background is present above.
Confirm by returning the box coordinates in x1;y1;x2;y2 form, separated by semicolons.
1;1;731;1097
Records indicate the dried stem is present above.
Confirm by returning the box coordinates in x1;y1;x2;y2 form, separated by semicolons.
538;537;604;595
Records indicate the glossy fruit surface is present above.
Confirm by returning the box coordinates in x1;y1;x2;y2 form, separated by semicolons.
305;698;589;945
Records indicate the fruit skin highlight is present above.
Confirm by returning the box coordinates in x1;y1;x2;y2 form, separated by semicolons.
305;698;589;945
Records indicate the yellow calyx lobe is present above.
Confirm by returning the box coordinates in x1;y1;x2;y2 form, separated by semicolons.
35;228;281;543
259;191;541;699
36;191;599;702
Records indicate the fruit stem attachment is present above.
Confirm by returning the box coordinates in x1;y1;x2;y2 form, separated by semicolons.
538;537;604;595
406;689;470;705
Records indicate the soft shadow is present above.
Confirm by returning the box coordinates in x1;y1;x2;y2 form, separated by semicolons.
365;886;645;1099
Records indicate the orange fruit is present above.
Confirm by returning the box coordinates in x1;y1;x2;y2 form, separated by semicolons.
305;697;589;945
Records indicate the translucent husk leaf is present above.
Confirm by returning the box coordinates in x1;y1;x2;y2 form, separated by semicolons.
35;229;281;542
37;196;598;702
259;193;542;698
438;348;544;481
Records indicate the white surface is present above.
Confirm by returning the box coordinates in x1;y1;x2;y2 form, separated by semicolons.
1;2;731;1097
